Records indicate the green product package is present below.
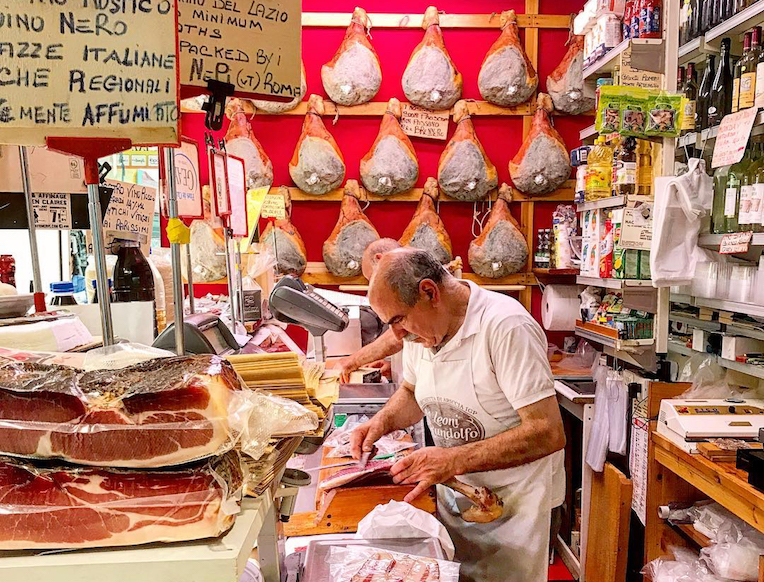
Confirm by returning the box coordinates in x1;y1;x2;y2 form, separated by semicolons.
645;93;683;137
639;250;652;279
620;88;649;137
596;85;622;134
625;250;640;279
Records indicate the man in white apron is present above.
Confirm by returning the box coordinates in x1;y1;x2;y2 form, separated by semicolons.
351;248;565;582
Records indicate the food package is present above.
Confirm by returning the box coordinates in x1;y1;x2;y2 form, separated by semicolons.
328;545;460;582
645;93;683;137
0;450;244;550
620;88;649;136
595;85;622;133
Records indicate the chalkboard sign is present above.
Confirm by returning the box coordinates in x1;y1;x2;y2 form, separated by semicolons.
0;1;180;146
177;0;301;99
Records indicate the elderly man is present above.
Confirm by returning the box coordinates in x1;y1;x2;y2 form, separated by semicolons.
351;248;565;582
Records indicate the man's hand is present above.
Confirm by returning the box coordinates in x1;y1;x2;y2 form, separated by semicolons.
337;356;359;384
390;447;460;503
350;419;387;460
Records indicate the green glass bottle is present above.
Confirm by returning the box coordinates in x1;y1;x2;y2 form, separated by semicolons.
724;146;754;233
740;140;763;232
712;165;730;233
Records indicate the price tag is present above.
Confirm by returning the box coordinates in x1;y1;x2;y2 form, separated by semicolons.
400;104;450;140
712;108;759;168
31;192;72;230
720;231;753;254
245;187;271;248
261;193;287;220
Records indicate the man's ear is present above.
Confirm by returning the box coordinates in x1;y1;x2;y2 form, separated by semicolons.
419;279;440;303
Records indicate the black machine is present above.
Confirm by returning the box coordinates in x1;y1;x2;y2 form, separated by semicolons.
153;312;240;355
269;275;349;361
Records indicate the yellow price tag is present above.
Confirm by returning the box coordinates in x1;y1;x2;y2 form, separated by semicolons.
246;187;271;247
166;217;191;245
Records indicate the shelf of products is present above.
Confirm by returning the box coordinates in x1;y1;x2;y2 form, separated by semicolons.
576;275;654;289
583;38;664;81
669;311;723;332
667;338;696;357
705;1;764;50
694;296;764;318
726;323;764;341
580;124;597;143
576;195;627;212
575;323;655;351
673;523;713;549
668;339;764;380
697;233;764;250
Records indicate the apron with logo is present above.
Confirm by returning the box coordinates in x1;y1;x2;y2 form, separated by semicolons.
413;337;552;582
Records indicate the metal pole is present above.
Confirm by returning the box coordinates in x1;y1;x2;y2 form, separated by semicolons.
18;147;43;297
223;226;237;331
87;181;115;345
186;244;195;314
234;238;245;325
164;147;185;355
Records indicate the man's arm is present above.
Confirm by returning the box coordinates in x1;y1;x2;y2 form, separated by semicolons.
337;328;403;383
390;396;565;502
350;380;423;459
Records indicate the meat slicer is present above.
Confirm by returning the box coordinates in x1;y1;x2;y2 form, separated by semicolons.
269;275;349;362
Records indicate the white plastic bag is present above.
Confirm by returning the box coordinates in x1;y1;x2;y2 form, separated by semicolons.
328;545;460;581
355;500;456;560
642;546;725;582
699;514;764;581
82;342;174;371
651;158;714;287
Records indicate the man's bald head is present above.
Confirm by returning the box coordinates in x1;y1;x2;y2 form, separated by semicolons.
362;238;402;280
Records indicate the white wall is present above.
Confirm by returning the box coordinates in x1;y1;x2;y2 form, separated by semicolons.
0;230;69;293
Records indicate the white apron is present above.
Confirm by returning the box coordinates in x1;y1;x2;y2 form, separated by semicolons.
414;340;552;582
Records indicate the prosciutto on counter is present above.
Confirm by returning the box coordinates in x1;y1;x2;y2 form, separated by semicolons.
322;7;382;106
400;177;453;265
468;183;529;278
546;35;595;115
0;451;243;550
509;93;572;196
289;94;346;195
261;186;308;276
0;355;245;468
478;10;538;107
402;6;463;110
224;99;273;189
360;97;419;196
437;100;497;201
323;180;380;277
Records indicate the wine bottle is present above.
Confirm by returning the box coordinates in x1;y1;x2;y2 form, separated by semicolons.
739;29;760;110
708;37;733;127
725;147;753;233
712;165;731;233
697;53;716;131
733;32;751;113
740;140;762;231
682;63;699;134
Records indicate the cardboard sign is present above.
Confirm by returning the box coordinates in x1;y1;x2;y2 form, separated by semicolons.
260;192;286;219
177;0;302;99
174;139;203;219
0;146;86;194
400;104;450;140
620;46;662;90
619;205;653;250
712;107;758;169
31;192;72;229
227;155;248;237
245;186;270;247
210;150;230;217
0;1;179;146
103;180;157;255
720;231;753;254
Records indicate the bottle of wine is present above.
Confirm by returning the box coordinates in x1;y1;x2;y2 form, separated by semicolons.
682;63;699;134
697;53;716;131
691;0;701;40
712;165;731;233
740;140;762;231
708;37;733;127
753;144;764;233
725;146;753;233
739;29;760;110
733;32;751;113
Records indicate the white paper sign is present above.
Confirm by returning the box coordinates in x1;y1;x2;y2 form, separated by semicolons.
103;180;156;255
712;107;758;169
260;193;286;219
227;155;248;237
31;192;72;229
0;146;86;193
174;140;203;219
720;231;753;254
619;205;653;250
400;104;449;140
211;151;230;217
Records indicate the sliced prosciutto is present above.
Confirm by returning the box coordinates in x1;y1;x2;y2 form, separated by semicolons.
321;7;382;106
402;6;463;110
360;97;419;196
400;177;453;264
224;98;273;189
289;94;346;195
261;186;308;276
0;451;243;549
547;35;595;115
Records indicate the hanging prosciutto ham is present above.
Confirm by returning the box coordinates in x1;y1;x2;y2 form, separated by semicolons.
402;6;462;110
478;10;538;107
400;177;453;264
289;94;346;195
323;181;380;277
468;183;529;277
261;187;308;276
224;99;273;189
322;7;381;106
360;98;418;196
437;100;497;201
547;35;595;115
251;61;307;114
509;93;571;196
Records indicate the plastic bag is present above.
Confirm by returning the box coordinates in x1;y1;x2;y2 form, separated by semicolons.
595;86;622;133
700;518;764;581
620;88;649;136
355;500;456;560
642;546;725;582
678;354;744;399
645;93;683;137
328;545;460;582
82;342;174;371
0;450;244;550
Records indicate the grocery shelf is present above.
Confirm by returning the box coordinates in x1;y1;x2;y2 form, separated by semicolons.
670;293;693;305
669;311;723;332
668;339;764;379
576;275;654;289
704;1;764;50
697;232;764;250
695;296;764;318
583;38;664;81
678;36;720;66
676;131;698;150
575;321;655;352
726;323;764;341
580;124;597;143
576;195;626;212
533;268;580;278
667;338;696;357
697;109;764;151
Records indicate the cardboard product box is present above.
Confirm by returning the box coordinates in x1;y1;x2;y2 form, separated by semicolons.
692;328;709;353
721;336;764;361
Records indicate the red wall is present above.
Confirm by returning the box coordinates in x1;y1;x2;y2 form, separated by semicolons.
181;0;588;347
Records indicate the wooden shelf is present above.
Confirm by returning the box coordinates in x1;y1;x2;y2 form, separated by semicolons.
673;523;712;548
302;12;572;29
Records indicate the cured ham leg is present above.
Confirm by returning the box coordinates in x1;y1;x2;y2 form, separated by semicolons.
509;93;572;196
289;94;346;195
322;7;381;106
402;6;463;110
468;183;529;277
323;181;380;277
224;99;273;189
443;478;504;523
547;35;595;115
400;177;453;264
438;100;497;201
360;97;419;196
479;10;538;107
261;186;308;276
250;61;307;114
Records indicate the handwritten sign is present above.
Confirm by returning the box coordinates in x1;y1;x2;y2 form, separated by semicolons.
103;180;157;255
619;205;653;250
720;231;753;254
245;186;270;247
0;1;179;146
174;140;203;219
400;104;450;140
227;155;248;237
31;192;72;229
177;0;301;99
0;146;86;194
210;150;230;217
620;46;662;90
260;192;286;219
712;107;758;168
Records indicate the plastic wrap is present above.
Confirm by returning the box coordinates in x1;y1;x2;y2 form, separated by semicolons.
328;545;460;582
82;342;174;371
642;546;725;582
0;450;244;550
